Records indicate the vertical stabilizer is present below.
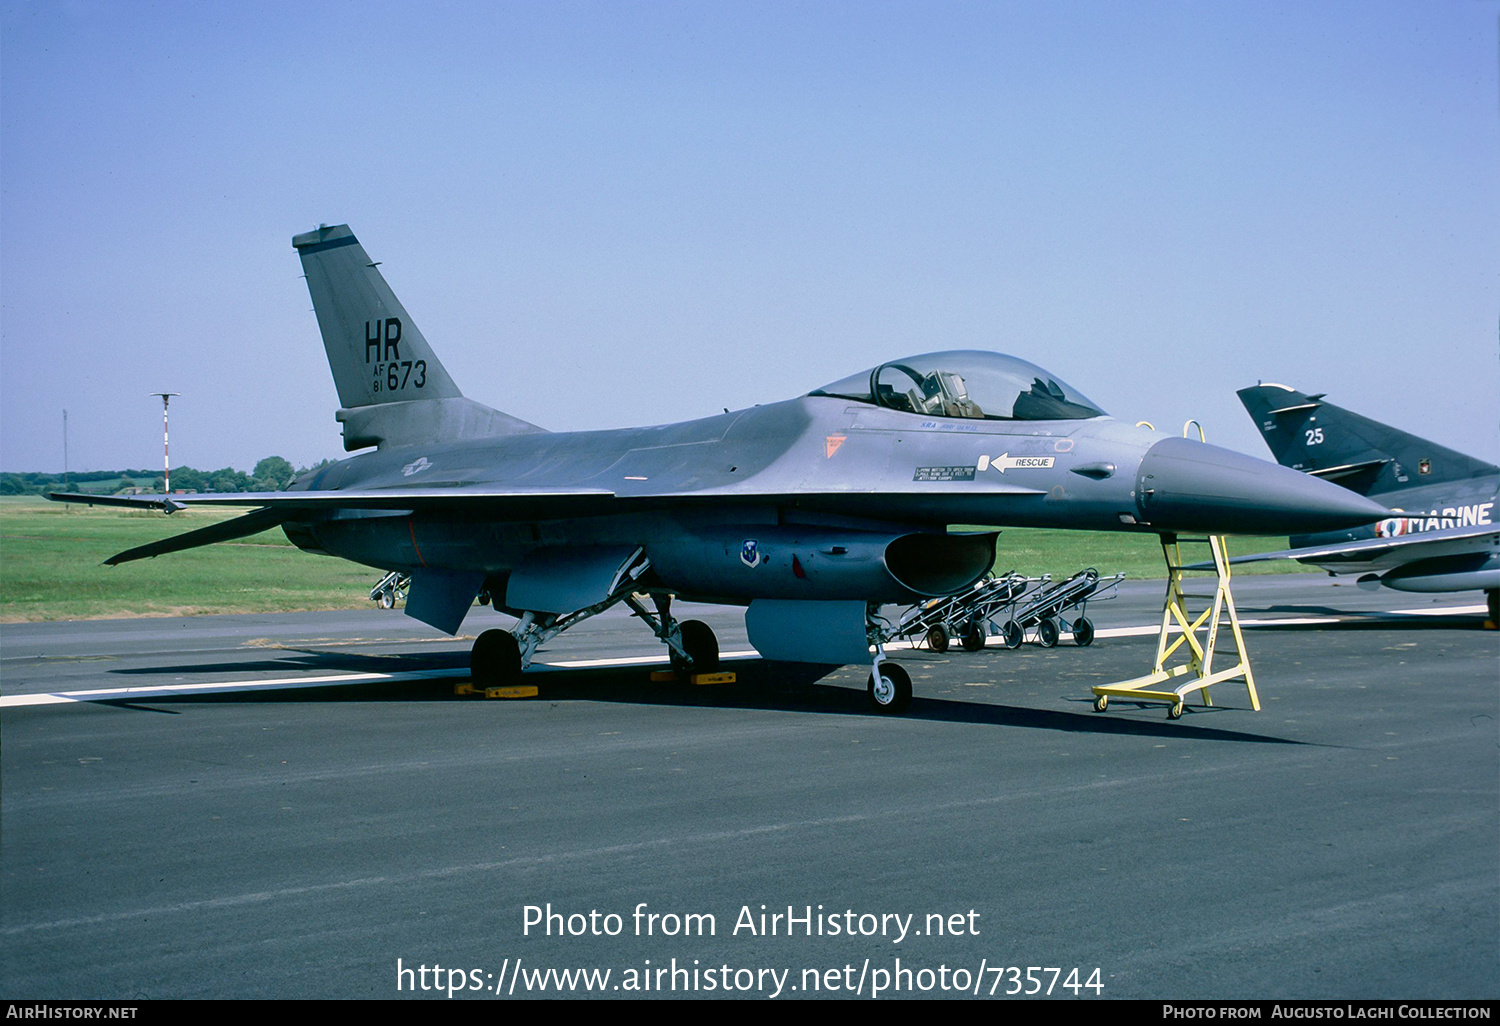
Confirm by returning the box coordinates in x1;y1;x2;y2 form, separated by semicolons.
293;225;542;450
293;225;462;408
1237;384;1496;496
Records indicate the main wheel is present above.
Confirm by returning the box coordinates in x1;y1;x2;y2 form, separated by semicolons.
926;625;950;653
1073;616;1095;647
671;619;720;675
1001;620;1024;649
1037;617;1060;647
961;624;987;652
867;663;912;714
471;629;522;688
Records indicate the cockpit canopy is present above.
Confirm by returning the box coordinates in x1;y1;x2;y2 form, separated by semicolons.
809;350;1106;422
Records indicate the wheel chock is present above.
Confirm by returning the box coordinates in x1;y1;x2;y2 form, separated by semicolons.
455;682;538;698
485;685;538;699
649;669;736;684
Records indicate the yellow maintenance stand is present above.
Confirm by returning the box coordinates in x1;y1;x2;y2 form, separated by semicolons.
1091;533;1260;719
1091;421;1260;720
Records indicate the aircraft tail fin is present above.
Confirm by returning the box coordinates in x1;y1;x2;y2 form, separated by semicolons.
1237;384;1496;496
293;225;543;450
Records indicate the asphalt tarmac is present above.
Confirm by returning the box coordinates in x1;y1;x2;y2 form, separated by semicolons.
2;575;1495;1000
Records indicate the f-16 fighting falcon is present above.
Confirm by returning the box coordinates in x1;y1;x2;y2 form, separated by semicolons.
49;226;1389;712
1232;383;1499;625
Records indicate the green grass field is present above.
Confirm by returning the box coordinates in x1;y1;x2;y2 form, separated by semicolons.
0;496;376;621
0;496;1302;622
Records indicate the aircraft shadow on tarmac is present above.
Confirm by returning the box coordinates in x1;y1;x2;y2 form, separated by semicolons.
100;655;1304;746
108;648;474;677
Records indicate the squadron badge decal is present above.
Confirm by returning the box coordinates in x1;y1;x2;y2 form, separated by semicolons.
740;539;762;568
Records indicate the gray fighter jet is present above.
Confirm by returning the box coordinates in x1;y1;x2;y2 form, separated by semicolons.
50;226;1388;712
1230;384;1499;623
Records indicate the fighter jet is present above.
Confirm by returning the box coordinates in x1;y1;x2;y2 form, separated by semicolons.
1233;384;1498;623
49;226;1388;712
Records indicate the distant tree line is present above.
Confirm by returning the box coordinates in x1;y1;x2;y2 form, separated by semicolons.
0;457;335;496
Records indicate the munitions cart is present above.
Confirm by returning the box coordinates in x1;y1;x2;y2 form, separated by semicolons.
369;570;411;609
895;572;1043;653
996;568;1124;648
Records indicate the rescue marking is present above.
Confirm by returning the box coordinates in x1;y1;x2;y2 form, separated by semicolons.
825;435;846;458
977;452;1056;474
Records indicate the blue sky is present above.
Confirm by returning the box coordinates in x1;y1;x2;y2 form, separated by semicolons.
2;0;1496;473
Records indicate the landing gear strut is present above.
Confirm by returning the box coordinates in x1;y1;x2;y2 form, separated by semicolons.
465;551;723;690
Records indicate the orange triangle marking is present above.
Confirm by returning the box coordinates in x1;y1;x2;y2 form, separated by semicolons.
825;435;847;458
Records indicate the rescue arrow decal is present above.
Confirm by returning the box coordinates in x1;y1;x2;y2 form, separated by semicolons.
977;452;1056;474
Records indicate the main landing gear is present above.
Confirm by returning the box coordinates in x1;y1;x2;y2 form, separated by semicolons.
467;579;721;690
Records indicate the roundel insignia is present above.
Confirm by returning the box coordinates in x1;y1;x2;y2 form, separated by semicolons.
740;539;762;568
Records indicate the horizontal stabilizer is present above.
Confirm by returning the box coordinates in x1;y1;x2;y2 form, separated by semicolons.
47;491;186;513
102;508;292;566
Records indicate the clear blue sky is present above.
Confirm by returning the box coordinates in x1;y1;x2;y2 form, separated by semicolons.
3;0;1496;474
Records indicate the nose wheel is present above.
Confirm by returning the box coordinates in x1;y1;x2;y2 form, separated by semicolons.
867;662;912;714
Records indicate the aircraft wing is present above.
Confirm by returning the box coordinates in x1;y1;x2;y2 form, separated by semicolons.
49;479;1046;567
49;477;1040;513
1188;523;1500;570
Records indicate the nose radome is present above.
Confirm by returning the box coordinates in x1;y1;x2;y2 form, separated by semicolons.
1135;436;1388;535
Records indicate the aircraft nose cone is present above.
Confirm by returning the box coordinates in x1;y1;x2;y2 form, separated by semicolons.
1135;436;1388;535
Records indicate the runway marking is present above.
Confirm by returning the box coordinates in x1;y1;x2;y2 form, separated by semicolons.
0;607;1483;709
